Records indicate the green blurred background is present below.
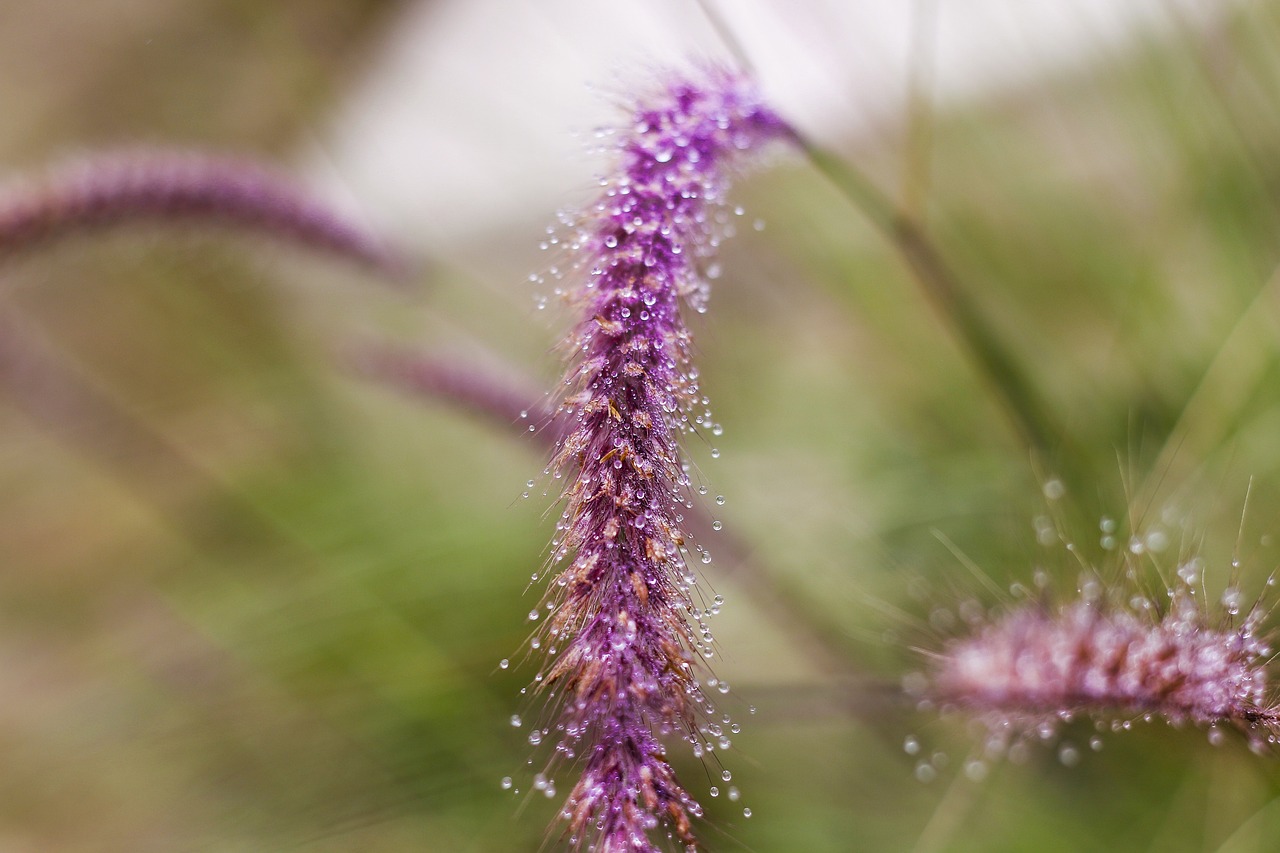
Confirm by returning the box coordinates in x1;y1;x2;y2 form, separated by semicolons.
4;1;1280;850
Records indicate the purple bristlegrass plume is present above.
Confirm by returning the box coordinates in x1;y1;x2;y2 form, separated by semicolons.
520;68;789;851
924;573;1280;756
0;149;404;276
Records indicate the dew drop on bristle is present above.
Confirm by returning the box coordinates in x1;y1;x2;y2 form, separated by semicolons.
1222;587;1243;614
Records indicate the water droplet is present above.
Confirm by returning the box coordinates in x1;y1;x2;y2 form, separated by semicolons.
721;770;732;782
1058;744;1080;767
903;736;920;756
915;762;937;783
710;448;721;459
1222;587;1243;614
501;776;513;790
727;785;740;801
510;715;522;727
712;521;723;531
499;659;510;670
715;495;726;506
964;760;987;781
1042;479;1065;500
743;808;753;818
701;552;712;564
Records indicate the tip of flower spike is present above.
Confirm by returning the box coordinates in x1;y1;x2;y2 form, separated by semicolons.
922;572;1280;757
0;149;409;279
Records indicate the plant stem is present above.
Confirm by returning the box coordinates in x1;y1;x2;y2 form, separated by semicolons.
795;132;1061;461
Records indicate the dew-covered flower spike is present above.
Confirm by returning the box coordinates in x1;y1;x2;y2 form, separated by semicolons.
926;576;1280;756
523;68;788;851
0;149;405;277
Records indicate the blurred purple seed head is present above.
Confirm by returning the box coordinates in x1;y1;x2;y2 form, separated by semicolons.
0;149;405;277
925;571;1280;757
520;67;789;851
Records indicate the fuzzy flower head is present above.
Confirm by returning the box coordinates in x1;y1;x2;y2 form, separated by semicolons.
518;68;788;851
922;566;1280;759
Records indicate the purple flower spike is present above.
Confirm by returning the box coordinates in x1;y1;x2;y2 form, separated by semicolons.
525;69;788;851
0;149;405;277
928;578;1280;753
